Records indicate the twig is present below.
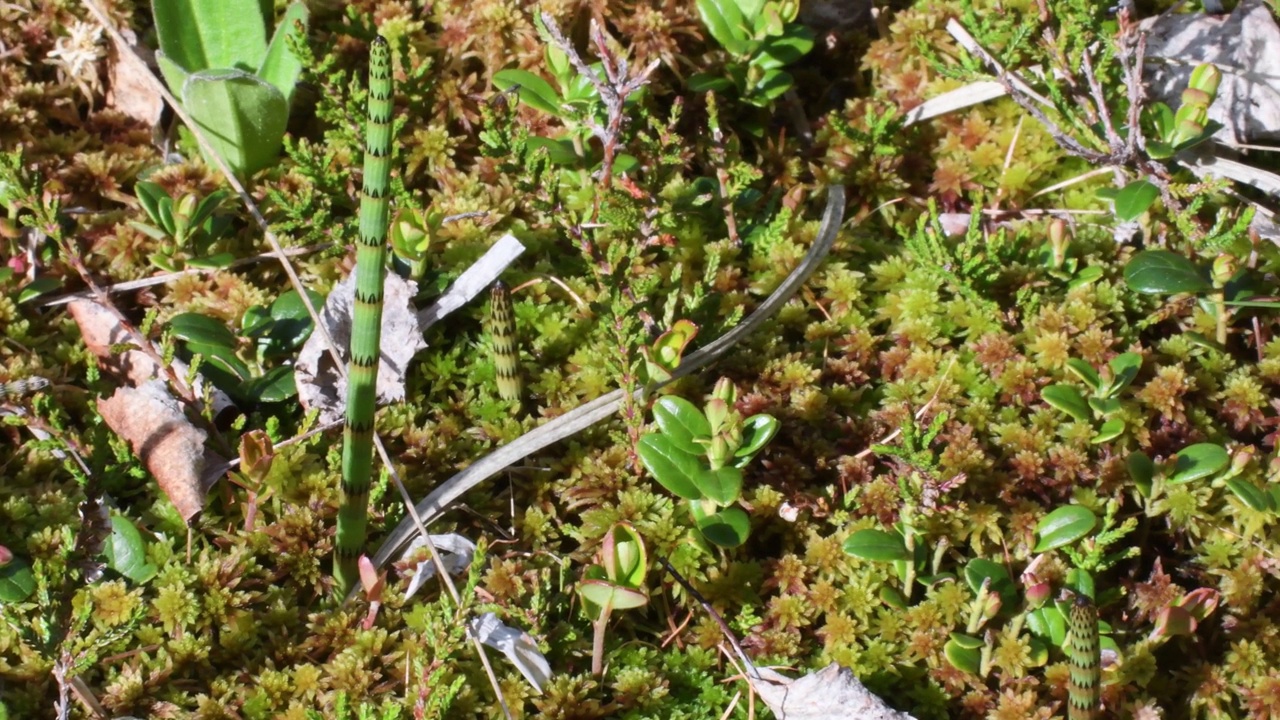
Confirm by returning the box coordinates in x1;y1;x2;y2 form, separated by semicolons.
659;556;759;680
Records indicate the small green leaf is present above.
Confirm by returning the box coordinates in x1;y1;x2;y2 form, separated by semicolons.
1106;352;1143;395
17;277;61;304
695;0;751;56
964;558;1017;608
1225;478;1274;512
1091;417;1125;444
688;73;735;93
944;637;981;674
242;365;296;403
1169;443;1230;484
1065;358;1100;392
695;507;750;548
1041;384;1090;421
104;515;158;584
1034;505;1097;552
843;529;911;562
1027;606;1067;646
1106;179;1159;221
637;434;704;500
652;396;711;455
1124;250;1212;295
186;252;236;269
0;556;35;603
169;312;238;348
1087;397;1122;417
1064;568;1094;599
879;584;908;610
1128;451;1155;497
257;1;309;104
734;413;779;463
492;69;564;117
694;466;742;506
1066;265;1104;289
578;580;648;611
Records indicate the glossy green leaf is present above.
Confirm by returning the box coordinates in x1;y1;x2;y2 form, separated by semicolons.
186;252;236;269
104;515;158;584
169;312;238;348
944;637;981;674
1091;417;1125;444
753;31;815;70
1087;397;1121;417
17;277;61;304
185;341;252;382
1107;179;1159;221
843;529;911;562
652;396;711;455
492;69;564;117
242;365;296;403
964;558;1017;609
695;0;751;56
578;580;648;611
1042;384;1090;421
1065;358;1100;392
1064;568;1094;599
1128;451;1155;497
1027;606;1067;646
1033;505;1097;552
1124;250;1211;295
1106;352;1143;395
1169;443;1229;484
688;73;735;93
1225;478;1274;512
695;465;742;506
879;584;908;610
0;556;35;603
695;507;750;548
735;413;779;463
637;434;704;500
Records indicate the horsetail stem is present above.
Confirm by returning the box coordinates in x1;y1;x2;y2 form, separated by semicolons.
488;281;523;403
1066;593;1102;720
335;35;393;594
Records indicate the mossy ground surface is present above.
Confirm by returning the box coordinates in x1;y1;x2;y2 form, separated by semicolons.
2;0;1279;718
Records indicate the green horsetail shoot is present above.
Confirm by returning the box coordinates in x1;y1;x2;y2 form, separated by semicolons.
335;36;393;594
488;281;522;403
1066;593;1102;720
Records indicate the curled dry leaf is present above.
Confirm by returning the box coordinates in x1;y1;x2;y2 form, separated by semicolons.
97;381;208;522
751;664;918;720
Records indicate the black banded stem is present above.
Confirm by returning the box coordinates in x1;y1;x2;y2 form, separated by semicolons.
488;281;522;403
335;35;393;594
1066;593;1101;720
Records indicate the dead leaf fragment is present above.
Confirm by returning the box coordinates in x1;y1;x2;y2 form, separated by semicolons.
751;664;917;720
105;28;163;127
97;381;207;522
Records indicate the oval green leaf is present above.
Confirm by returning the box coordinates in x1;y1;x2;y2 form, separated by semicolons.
169;312;238;348
695;465;742;506
1128;451;1155;497
1041;384;1090;421
652;396;711;455
735;413;780;463
104;514;158;584
637;434;704;500
1091;417;1125;444
843;529;911;562
1033;505;1097;553
695;507;750;548
944;637;981;675
17;277;61;304
1065;358;1100;391
1107;179;1159;221
1106;352;1143;395
1169;443;1229;484
1027;606;1067;646
1124;250;1211;295
0;555;35;603
183;69;288;177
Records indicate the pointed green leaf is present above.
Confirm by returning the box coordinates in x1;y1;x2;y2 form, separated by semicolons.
637;434;704;500
258;2;309;104
944;637;981;674
17;277;61;304
1225;478;1274;512
1128;451;1155;497
964;558;1016;609
1065;358;1100;392
1124;250;1211;295
1169;443;1229;484
843;529;911;562
1042;384;1090;421
169;312;237;348
151;0;269;72
1105;352;1143;395
492;69;564;117
1027;606;1067;646
578;580;648;611
241;365;296;403
734;413;779;463
1033;505;1097;552
1091;417;1125;444
695;0;751;55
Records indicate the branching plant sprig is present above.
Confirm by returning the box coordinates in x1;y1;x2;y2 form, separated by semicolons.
538;12;659;194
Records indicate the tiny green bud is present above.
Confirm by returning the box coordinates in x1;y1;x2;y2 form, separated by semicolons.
1048;218;1069;269
1187;63;1222;98
1211;254;1237;287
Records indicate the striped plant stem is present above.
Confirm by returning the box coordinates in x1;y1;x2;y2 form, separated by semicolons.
488;281;522;403
335;36;393;593
1066;593;1102;720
